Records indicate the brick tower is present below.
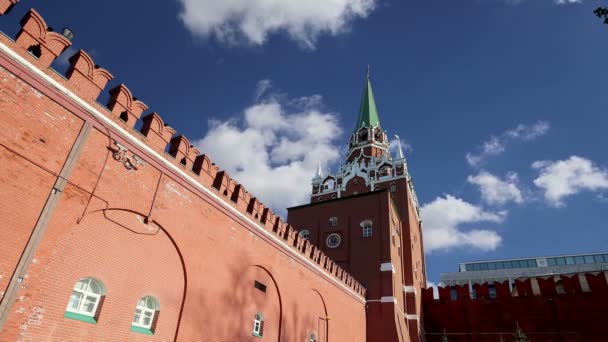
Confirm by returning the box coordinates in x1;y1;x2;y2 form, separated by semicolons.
287;72;427;342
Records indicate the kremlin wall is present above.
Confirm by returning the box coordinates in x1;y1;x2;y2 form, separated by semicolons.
1;1;608;341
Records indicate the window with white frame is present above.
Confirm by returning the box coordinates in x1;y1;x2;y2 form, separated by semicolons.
329;217;337;227
361;220;373;238
299;229;310;240
66;277;104;318
252;312;264;337
390;183;397;193
132;296;159;331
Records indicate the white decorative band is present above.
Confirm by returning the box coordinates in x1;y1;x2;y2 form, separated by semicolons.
403;285;416;293
380;296;397;303
380;262;395;273
406;314;418;320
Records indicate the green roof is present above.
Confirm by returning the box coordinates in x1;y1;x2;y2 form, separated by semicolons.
355;77;380;130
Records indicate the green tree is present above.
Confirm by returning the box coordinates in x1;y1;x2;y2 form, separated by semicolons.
594;7;608;24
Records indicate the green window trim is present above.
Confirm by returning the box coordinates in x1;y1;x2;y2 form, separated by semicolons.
131;325;154;335
64;311;97;324
252;332;263;338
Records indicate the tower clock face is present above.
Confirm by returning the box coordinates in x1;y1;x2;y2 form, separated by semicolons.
326;233;341;248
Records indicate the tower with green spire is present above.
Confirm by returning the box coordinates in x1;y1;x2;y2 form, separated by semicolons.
289;69;426;342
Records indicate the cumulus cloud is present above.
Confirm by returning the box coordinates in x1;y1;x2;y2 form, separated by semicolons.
177;0;377;49
554;0;582;4
467;171;523;205
193;80;342;215
466;121;549;167
532;156;608;207
421;195;505;252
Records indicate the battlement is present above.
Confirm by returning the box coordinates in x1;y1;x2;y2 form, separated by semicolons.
423;273;608;341
0;5;365;298
423;271;608;302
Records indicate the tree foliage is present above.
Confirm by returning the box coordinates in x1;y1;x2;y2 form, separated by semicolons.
595;7;608;24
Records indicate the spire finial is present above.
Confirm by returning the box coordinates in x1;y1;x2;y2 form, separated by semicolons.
366;64;370;80
394;134;405;160
315;161;323;179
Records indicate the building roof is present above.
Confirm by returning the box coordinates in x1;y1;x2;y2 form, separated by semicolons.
355;76;380;130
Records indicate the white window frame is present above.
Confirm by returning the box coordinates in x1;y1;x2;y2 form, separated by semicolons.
326;233;341;248
390;183;397;193
132;296;159;329
253;312;264;336
329;217;337;227
299;229;310;240
65;277;103;317
361;220;373;238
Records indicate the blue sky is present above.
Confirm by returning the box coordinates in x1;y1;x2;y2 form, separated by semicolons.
2;0;607;284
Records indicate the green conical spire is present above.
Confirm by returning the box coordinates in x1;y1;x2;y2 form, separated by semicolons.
355;69;380;130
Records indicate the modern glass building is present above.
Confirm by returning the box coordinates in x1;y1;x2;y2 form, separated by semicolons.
441;252;608;286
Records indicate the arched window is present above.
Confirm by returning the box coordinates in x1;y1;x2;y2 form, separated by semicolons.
390;183;397;193
299;229;310;240
329;217;338;227
252;312;264;337
361;220;373;238
65;277;104;323
555;280;566;295
131;296;159;334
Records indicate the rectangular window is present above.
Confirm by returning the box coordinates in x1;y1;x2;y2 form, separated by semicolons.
556;257;566;266
527;259;537;268
488;263;496;270
565;257;575;265
594;255;605;263
574;256;585;264
480;263;489;271
547;258;557;266
254;281;267;293
584;255;595;264
488;284;497;299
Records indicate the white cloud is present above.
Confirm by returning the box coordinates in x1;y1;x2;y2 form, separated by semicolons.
467;171;523;205
421;195;505;252
177;0;377;49
466;121;549;167
193;81;342;215
554;0;582;4
532;156;608;207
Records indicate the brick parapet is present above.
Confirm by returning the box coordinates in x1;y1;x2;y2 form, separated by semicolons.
0;6;366;299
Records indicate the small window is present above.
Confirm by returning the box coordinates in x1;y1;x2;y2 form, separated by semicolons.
450;286;457;300
555;281;566;295
131;296;159;334
254;281;267;293
27;44;42;58
310;333;317;342
119;111;129;123
390;183;397;193
488;283;497;299
556;257;566;266
252;313;264;337
574;256;585;264
329;217;338;227
565;257;575;265
326;233;341;248
65;277;104;323
361;220;373;238
584;255;595;264
299;229;310;240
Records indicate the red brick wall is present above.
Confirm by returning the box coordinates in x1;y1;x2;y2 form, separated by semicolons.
422;274;608;342
0;6;366;341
